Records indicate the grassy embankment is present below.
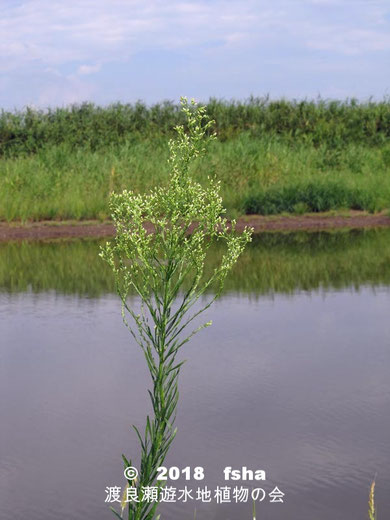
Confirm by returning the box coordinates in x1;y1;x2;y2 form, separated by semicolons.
1;98;389;221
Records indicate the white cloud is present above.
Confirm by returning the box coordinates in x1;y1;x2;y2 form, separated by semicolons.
0;0;389;106
0;0;260;70
37;75;96;107
1;0;389;72
306;28;390;55
77;63;101;75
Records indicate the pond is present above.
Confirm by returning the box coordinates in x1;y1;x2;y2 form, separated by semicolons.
1;229;390;520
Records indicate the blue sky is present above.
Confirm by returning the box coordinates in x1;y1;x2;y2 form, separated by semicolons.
0;0;389;109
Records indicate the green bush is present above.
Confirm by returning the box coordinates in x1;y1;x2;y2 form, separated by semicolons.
1;97;389;157
243;181;383;215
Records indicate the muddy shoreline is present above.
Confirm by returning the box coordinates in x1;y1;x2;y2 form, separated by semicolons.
1;212;390;242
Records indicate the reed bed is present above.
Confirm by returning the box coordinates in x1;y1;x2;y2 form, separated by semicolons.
1;98;389;221
1;98;389;155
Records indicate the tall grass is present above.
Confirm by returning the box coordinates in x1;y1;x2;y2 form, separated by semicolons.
1;98;389;221
1;133;390;221
1;98;389;157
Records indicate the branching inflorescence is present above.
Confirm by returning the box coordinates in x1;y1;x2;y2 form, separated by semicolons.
100;97;252;520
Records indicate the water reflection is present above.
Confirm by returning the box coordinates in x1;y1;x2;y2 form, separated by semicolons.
1;230;390;520
1;228;390;296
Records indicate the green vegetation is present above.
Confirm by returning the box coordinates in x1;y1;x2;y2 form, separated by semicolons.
2;228;390;296
369;480;377;520
0;98;389;221
100;99;251;520
1;98;389;155
244;178;384;215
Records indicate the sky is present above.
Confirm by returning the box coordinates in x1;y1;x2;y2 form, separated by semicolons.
0;0;389;109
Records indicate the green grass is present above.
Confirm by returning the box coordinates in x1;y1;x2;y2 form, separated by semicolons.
1;98;390;221
1;132;390;221
1;98;389;156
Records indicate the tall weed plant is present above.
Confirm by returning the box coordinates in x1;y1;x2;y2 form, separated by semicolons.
100;98;252;520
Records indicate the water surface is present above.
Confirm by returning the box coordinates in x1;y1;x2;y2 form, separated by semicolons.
1;230;390;520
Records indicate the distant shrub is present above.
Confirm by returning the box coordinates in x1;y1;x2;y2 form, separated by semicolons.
0;97;389;157
243;181;382;215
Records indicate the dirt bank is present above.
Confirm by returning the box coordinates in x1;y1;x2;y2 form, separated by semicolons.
1;212;390;242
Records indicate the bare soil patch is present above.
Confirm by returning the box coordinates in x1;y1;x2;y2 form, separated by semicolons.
236;211;390;233
1;212;390;242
